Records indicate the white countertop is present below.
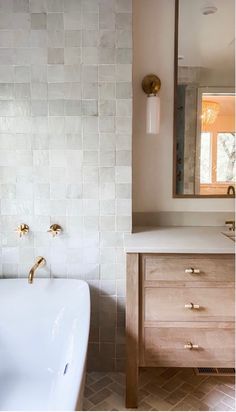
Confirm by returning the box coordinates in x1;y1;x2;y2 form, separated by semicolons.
124;226;235;254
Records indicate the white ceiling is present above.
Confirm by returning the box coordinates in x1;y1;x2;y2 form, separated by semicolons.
178;0;235;77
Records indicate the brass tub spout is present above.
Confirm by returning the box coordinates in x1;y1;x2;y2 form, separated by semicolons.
28;257;46;284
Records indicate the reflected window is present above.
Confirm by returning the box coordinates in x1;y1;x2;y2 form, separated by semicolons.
217;133;236;183
200;132;212;184
199;93;235;195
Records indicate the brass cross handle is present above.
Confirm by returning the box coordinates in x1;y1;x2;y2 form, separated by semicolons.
15;224;29;237
48;224;62;237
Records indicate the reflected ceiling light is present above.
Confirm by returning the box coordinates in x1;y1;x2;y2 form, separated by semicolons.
201;100;220;126
201;6;218;15
142;74;161;135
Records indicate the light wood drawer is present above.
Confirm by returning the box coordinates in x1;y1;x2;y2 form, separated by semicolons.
143;254;235;282
144;287;235;322
142;323;235;367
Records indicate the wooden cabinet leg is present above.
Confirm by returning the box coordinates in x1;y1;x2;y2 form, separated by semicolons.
126;338;139;408
126;253;139;408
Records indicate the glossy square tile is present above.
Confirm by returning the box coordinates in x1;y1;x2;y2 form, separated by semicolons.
0;0;132;372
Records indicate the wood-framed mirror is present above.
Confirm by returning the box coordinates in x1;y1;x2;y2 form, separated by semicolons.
173;0;235;198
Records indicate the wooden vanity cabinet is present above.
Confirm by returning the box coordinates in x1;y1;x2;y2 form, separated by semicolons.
126;253;235;408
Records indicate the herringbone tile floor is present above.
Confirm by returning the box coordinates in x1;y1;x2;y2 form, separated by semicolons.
83;368;235;411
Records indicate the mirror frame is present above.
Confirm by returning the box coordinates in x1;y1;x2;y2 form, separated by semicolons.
173;0;235;198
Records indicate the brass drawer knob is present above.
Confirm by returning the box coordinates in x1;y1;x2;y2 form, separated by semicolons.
185;268;200;274
184;342;199;350
185;303;200;310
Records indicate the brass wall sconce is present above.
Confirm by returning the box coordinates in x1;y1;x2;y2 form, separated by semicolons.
142;74;161;134
48;224;63;237
15;224;29;238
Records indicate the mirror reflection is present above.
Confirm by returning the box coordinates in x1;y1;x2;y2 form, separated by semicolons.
174;0;235;197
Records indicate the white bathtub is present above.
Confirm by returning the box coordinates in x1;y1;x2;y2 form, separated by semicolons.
0;279;90;411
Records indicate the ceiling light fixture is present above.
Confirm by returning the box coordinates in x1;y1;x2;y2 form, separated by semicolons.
201;100;220;127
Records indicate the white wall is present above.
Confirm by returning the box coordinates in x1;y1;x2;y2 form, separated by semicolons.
133;0;234;212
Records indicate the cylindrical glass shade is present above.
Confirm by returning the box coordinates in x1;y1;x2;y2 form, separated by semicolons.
146;95;160;134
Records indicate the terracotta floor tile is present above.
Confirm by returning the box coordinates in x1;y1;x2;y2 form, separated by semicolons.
179;382;195;394
137;401;154;411
144;394;173;411
84;386;94;398
89;388;112;405
108;382;125;396
203;389;229;408
218;376;235;388
165;389;187;406
191;388;206;400
162;376;184;392
107;372;126;385
196;379;216;395
222;395;235;408
89;371;106;382
171;399;195;411
83;368;235;411
138;388;150;402
86;374;96;386
182;395;210;411
105;392;126;410
90;400;114;411
83;398;93;411
160;368;181;381
90;376;113;392
142;383;170;399
213;402;234;411
216;384;235;399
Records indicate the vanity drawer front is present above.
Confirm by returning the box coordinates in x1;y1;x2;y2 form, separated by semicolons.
144;287;235;322
143;254;235;282
142;323;235;367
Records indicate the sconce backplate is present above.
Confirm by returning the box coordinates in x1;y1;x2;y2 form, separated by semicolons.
142;74;161;95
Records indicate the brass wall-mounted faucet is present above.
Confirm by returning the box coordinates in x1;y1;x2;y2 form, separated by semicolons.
28;257;46;284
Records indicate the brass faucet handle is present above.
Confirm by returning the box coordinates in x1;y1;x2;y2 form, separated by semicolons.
48;224;62;237
225;220;235;231
15;224;29;237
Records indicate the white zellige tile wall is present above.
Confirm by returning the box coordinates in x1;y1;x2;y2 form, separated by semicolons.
0;0;132;371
